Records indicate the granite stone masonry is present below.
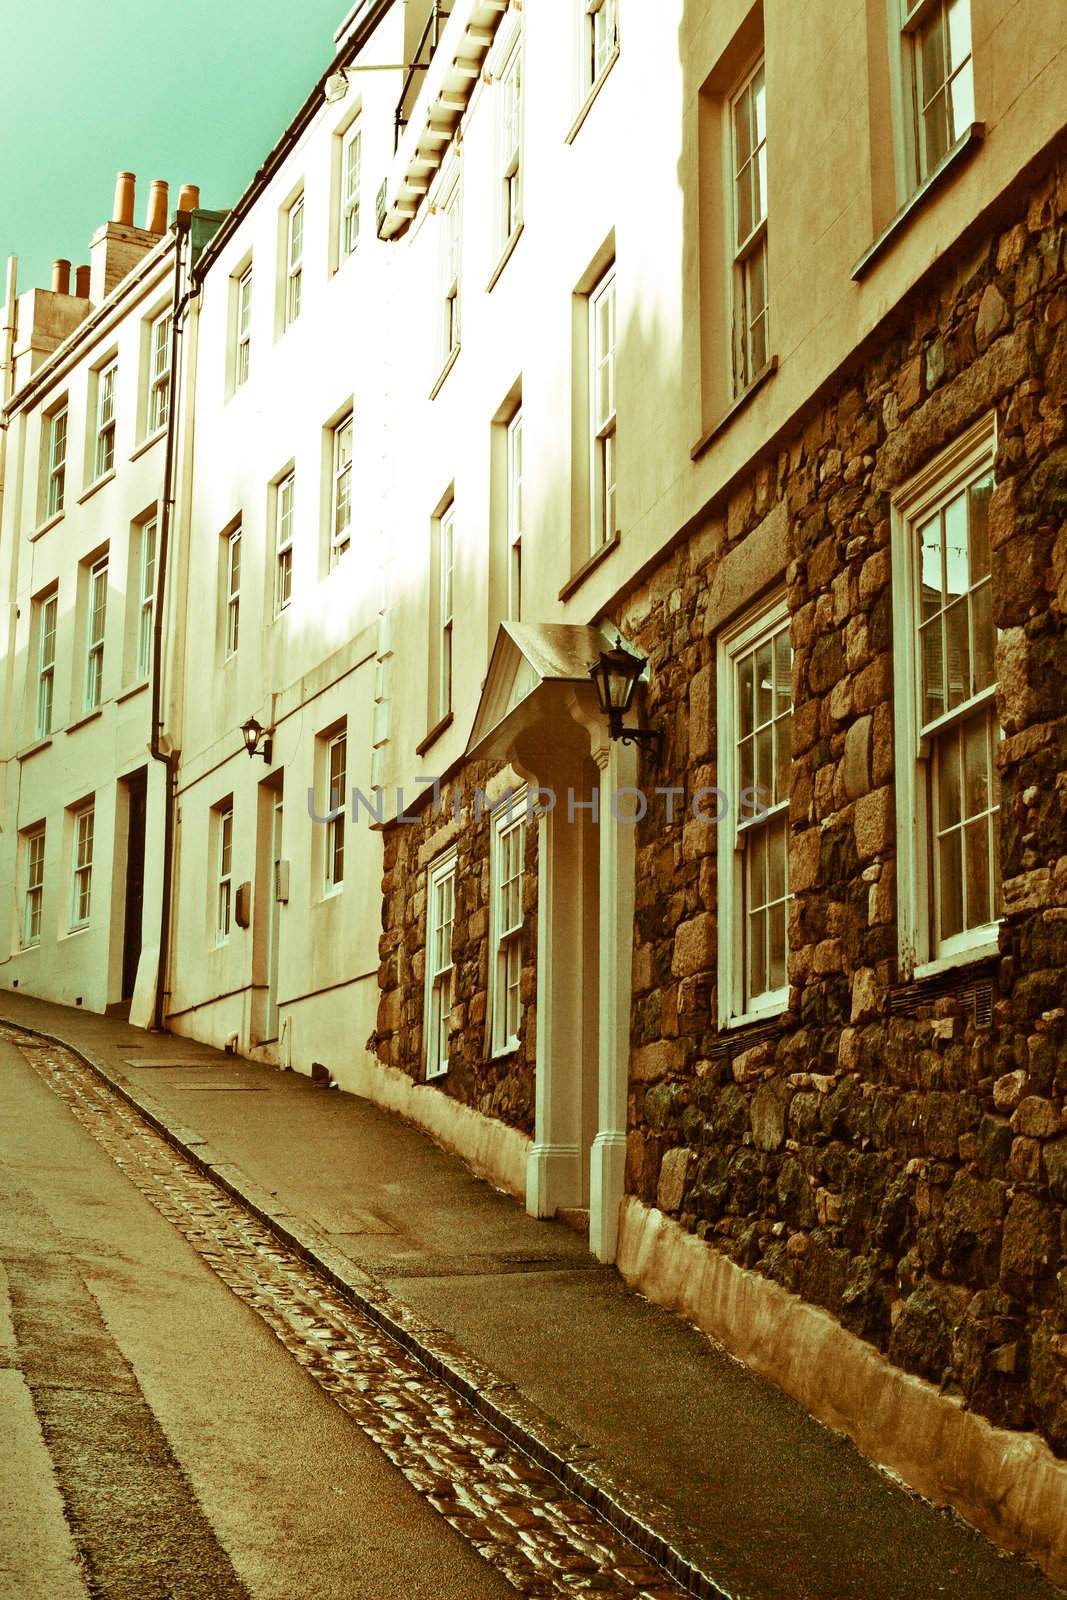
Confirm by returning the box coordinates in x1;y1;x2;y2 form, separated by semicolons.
371;766;538;1136
613;159;1067;1455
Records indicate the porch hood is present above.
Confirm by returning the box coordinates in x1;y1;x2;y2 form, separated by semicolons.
465;622;619;765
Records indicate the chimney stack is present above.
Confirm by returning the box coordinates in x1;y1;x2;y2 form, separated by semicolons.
51;259;71;295
113;171;136;226
177;183;200;214
74;264;90;298
146;179;169;234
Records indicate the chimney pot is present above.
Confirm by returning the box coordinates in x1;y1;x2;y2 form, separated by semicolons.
51;259;71;295
177;184;200;213
74;264;91;298
146;179;169;235
113;171;136;227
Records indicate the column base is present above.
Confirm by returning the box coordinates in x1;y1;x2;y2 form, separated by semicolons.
589;1131;627;1262
526;1142;583;1219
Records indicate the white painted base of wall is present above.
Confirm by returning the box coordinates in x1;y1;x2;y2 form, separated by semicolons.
348;1053;530;1201
615;1196;1067;1588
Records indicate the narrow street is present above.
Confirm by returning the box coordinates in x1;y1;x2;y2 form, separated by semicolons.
0;1032;686;1600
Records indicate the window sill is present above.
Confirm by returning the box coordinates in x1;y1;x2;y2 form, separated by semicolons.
31;510;64;542
558;530;620;602
490;1038;521;1062
62;924;91;940
851;123;986;280
913;934;1000;983
425;1064;449;1083
130;428;166;464
116;679;149;705
721;997;789;1033
17;736;53;761
66;707;104;735
429;345;461;401
320;884;344;903
486;224;524;294
78;470;116;506
416;711;454;758
691;357;778;462
565;47;620;145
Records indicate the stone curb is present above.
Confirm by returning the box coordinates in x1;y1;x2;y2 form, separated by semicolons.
2;1015;730;1600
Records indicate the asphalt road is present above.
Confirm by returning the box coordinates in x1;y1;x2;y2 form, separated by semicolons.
0;1038;515;1600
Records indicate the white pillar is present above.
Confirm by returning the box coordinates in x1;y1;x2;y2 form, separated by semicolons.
589;740;637;1262
525;754;587;1218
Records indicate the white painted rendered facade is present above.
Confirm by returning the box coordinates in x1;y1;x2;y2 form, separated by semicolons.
0;231;181;1019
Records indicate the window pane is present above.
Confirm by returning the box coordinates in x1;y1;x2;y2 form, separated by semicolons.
749;824;767;906
939;828;964;940
755;639;773;726
944;596;970;711
946;0;971;71
964;815;991;927
739;734;754;797
769;901;787;991
748;907;767;1000
963;711;990;820
739;650;755;736
768;814;787;902
921;11;946;100
943;492;968;600
920;618;945;725
756;724;774;802
968;475;993;581
923;89;950;171
938;729;962;830
971;580;995;695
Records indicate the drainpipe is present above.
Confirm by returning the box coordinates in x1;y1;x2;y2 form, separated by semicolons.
149;213;191;1032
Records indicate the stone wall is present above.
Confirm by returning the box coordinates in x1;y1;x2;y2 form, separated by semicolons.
371;764;538;1136
617;159;1067;1453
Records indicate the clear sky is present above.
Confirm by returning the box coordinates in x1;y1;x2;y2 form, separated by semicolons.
0;0;353;294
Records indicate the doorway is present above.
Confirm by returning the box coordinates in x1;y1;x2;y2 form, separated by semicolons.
120;769;147;1002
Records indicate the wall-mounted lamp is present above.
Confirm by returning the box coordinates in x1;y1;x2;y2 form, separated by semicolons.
589;641;661;760
241;716;273;764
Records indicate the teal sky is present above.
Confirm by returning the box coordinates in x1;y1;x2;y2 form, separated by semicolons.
0;0;353;294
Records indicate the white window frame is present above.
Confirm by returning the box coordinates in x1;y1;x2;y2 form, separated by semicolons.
583;0;619;97
589;263;617;552
506;408;523;621
149;309;173;433
324;729;346;894
892;412;1000;978
717;592;792;1027
424;847;457;1081
441;182;461;366
236;267;252;387
489;790;526;1056
215;803;233;944
274;471;295;614
136;516;157;681
45;405;68;519
224;526;241;659
84;555;108;711
342;123;362;258
285;195;304;327
35;590;57;740
437;501;454;722
331;415;353;568
499;39;523;247
900;0;974;186
728;56;769;397
71;804;94;929
94;362;117;480
23;826;45;947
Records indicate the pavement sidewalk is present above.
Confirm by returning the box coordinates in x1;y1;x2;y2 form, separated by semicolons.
2;991;1063;1600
